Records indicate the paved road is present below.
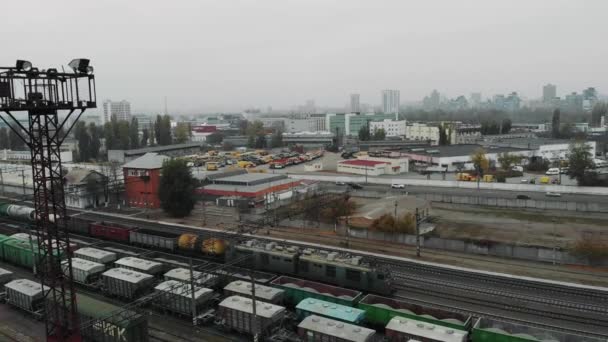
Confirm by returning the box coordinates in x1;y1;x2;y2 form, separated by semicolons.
322;182;608;204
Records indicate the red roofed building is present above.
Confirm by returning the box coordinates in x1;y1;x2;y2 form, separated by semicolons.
337;157;408;176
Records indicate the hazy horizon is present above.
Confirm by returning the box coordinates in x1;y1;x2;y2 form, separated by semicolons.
3;0;607;114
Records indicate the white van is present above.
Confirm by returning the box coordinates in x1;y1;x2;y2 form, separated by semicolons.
545;168;560;175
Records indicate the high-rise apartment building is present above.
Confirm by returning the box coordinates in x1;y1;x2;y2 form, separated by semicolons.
102;99;131;124
543;84;556;103
382;90;400;115
350;93;360;113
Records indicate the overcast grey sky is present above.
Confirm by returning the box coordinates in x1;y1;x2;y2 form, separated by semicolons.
3;0;607;113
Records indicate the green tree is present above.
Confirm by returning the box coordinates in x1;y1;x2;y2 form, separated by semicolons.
74;121;90;161
129;117;139;149
0;128;8;149
154;115;162;145
158;159;197;217
89;123;102;160
206;132;224;145
117;121;130;150
552;109;561;138
246;120;264;137
501;118;512;134
174;123;190;143
141;128;149;147
358;125;371;141
160;115;172;145
470;148;489;175
270;129;283;148
255;134;267;148
247;135;255;148
497;152;521;171
591;102;608;127
568;141;594;185
372;128;386;141
104;122;115;150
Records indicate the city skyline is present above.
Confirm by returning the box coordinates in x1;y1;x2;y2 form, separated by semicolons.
3;0;607;113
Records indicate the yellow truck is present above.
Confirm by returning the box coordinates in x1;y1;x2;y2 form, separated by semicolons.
237;161;255;169
206;162;218;171
539;176;550;184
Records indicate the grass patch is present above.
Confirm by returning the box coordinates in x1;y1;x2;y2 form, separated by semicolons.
436;205;608;226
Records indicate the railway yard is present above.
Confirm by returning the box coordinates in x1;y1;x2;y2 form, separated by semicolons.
0;203;606;341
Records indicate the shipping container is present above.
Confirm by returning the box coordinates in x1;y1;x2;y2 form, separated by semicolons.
471;317;604;342
385;316;468;342
0;267;13;285
164;267;218;288
90;221;135;242
64;258;105;284
4;279;48;312
154;280;214;316
298;315;376;342
102;268;155;299
74;247;117;265
224;280;284;304
50;291;149;342
357;294;471;331
271;276;362;307
115;257;164;276
296;298;365;324
218;295;286;336
129;229;179;252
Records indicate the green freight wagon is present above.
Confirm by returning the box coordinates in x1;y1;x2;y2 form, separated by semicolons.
1;238;63;269
0;234;15;260
472;317;605;342
77;293;149;342
271;275;363;307
357;294;471;331
48;292;149;342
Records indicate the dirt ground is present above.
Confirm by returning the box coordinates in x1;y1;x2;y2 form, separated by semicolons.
433;203;608;248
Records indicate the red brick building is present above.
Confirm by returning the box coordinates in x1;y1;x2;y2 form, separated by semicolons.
122;152;169;208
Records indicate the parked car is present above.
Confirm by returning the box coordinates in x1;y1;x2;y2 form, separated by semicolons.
545;192;562;197
391;184;405;189
335;181;346;186
512;166;524;172
546;168;560;175
516;194;531;200
347;183;363;190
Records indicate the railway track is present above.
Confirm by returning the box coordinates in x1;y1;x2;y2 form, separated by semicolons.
392;274;608;337
8;210;608;338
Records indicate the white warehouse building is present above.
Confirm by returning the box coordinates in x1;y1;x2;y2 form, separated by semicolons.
369;119;407;137
405;123;440;145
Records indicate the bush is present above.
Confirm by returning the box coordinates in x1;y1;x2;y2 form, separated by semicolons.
526;158;549;172
571;235;608;265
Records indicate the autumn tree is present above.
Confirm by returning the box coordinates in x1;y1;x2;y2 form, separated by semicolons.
497;152;522;171
470;148;489;175
568;141;594;185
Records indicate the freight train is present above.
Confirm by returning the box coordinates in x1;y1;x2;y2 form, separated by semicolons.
0;203;393;295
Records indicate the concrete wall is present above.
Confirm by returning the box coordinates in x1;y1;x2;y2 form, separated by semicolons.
348;228;606;266
288;174;608;196
419;193;608;213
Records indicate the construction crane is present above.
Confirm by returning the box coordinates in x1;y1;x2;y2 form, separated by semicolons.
0;59;96;341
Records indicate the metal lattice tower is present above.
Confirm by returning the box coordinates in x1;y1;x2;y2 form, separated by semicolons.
0;59;96;342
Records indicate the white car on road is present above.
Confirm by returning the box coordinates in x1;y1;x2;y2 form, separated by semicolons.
391;184;405;189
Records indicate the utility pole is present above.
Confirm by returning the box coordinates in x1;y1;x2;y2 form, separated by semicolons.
250;271;259;342
20;169;26;197
189;258;198;326
415;208;421;258
394;200;398;218
0;168;4;196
